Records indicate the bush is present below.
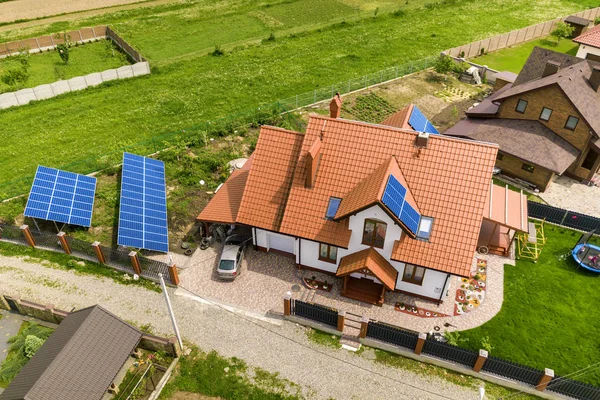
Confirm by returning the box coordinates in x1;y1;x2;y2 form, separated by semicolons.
551;22;574;43
434;54;454;74
24;335;45;359
444;330;469;346
452;61;471;74
211;45;224;57
595;17;600;25
1;68;29;87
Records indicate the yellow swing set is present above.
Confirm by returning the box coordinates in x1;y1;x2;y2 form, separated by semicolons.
516;219;547;262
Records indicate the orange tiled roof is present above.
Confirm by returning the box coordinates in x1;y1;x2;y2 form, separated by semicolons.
278;116;497;277
195;168;249;224
337;247;398;290
574;23;600;48
235;127;304;232
483;183;528;232
381;105;413;130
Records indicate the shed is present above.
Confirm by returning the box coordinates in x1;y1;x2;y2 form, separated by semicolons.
565;15;591;37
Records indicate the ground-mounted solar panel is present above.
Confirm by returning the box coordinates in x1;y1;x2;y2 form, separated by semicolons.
23;166;97;227
117;153;169;253
409;105;439;135
381;175;421;235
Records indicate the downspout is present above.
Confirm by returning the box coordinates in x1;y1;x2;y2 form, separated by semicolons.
438;274;450;305
298;239;302;268
252;227;257;250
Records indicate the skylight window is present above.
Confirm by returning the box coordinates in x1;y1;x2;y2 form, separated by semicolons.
417;216;433;240
325;197;342;220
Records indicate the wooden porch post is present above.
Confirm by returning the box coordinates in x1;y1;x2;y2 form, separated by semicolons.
342;275;348;294
379;284;386;305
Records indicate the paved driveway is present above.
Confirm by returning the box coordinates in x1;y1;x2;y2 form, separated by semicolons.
540;175;600;218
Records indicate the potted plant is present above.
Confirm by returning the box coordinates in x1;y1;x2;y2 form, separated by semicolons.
399;302;405;310
322;281;329;290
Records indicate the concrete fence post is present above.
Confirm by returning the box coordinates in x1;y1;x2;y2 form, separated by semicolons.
337;311;345;332
537;368;554;391
0;295;10;311
415;332;427;355
168;263;180;286
283;293;292;316
57;232;71;255
473;349;488;372
359;316;369;339
20;225;36;247
129;251;142;275
92;241;106;264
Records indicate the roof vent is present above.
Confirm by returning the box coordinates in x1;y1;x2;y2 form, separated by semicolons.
589;66;600;92
542;60;561;77
415;132;430;148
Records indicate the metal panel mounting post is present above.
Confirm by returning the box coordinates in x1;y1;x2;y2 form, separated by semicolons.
158;273;183;351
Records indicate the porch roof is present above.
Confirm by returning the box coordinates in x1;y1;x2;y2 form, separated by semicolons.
482;183;528;232
336;247;398;290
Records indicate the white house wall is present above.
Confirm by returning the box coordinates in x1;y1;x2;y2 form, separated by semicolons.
254;228;296;255
395;267;451;301
576;44;600;60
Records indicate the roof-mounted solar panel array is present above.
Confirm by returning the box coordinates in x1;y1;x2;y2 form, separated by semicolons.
409;105;439;135
117;153;169;253
381;175;421;235
24;166;97;227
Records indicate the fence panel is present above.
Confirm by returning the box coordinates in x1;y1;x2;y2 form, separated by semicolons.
30;231;62;251
138;255;172;283
482;356;544;386
527;201;567;225
563;210;600;232
102;245;136;274
422;339;478;367
0;224;29;245
366;321;419;349
527;201;600;232
66;236;98;259
547;376;600;400
292;300;337;328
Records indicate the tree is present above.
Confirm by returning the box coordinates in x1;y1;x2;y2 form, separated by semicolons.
55;32;71;64
551;22;574;43
434;54;454;74
0;49;30;89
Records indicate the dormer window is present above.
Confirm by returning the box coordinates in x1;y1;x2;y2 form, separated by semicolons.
565;116;579;130
363;219;386;248
515;99;528;114
417;216;434;240
539;107;552;122
325;197;341;220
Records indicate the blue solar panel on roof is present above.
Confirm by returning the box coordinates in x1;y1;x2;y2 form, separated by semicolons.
409;106;439;135
23;166;97;227
381;175;421;235
117;153;169;253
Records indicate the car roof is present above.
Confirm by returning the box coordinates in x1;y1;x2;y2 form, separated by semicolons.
221;244;241;261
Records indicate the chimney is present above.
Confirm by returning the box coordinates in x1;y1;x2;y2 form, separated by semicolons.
329;93;342;118
542;60;561;77
305;138;322;188
415;132;430;148
589;66;600;91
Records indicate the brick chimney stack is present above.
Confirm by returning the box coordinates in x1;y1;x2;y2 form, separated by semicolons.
329;93;342;118
542;60;561;77
589;65;600;92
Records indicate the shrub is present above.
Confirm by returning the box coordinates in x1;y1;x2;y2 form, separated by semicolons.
452;61;471;74
595;16;600;25
392;9;406;17
1;68;29;87
444;330;469;346
211;45;224;57
551;22;574;43
24;335;45;359
434;54;454;74
481;336;494;353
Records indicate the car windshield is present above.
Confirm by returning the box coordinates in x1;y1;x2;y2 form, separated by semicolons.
219;259;235;270
225;236;244;245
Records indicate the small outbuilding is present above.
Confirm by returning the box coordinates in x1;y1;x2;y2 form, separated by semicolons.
564;15;591;38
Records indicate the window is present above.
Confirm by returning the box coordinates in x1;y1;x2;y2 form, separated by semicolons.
581;150;598;170
515;99;528;113
362;219;387;248
539;107;552;121
565;116;579;130
325;197;341;219
402;264;426;285
417;216;434;240
496;153;504;161
522;163;535;173
319;243;337;263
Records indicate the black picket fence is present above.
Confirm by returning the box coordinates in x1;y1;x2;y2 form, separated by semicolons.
482;356;545;387
422;338;479;367
547;375;600;400
528;201;600;232
366;321;419;349
291;299;338;328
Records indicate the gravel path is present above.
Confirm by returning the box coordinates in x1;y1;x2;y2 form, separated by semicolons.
0;254;486;400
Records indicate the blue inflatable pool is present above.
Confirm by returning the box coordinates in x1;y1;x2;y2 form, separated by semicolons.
572;244;600;273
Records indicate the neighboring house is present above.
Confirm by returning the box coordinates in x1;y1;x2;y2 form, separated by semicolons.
446;47;600;191
198;97;527;305
0;305;143;400
574;23;600;62
564;15;591;39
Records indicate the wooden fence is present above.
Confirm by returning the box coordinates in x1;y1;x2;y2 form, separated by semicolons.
445;6;600;59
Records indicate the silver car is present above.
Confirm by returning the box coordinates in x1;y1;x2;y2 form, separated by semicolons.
217;234;246;280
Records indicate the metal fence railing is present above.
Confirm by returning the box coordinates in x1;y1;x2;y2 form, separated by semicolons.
482;356;545;387
547;375;600;399
366;321;419;350
422;338;479;367
0;224;29;246
291;299;338;328
528;201;600;232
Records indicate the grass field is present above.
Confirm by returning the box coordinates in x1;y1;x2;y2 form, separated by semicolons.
0;40;130;93
472;36;579;73
460;226;600;385
0;0;596;189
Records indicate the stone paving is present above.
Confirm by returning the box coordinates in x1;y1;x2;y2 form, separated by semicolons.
178;244;514;333
540;175;600;218
0;310;22;365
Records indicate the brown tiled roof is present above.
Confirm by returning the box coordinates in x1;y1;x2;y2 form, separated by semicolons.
235;127;303;232
336;247;398;290
494;71;518;83
465;84;512;118
444;118;579;174
0;305;142;400
381;105;413;129
574;23;600;47
483;183;528;232
278;116;498;277
511;47;581;87
196;168;249;224
565;15;591;27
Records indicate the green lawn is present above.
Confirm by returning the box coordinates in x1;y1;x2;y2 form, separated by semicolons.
472;37;579;73
460;226;600;385
0;40;130;93
0;0;595;193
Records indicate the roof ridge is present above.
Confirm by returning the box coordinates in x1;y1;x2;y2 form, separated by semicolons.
260;125;303;136
309;115;499;149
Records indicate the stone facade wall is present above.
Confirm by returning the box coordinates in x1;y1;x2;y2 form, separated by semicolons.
496;151;555;191
0;295;68;324
139;334;181;358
